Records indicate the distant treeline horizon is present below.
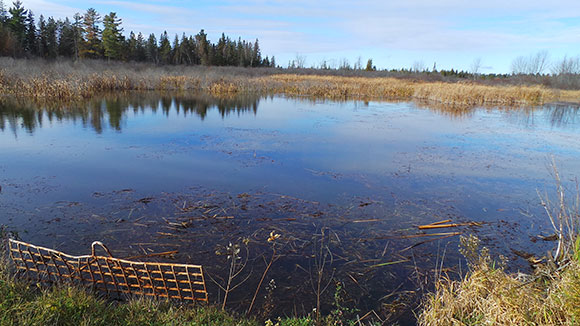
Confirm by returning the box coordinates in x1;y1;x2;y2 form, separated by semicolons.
0;0;578;87
0;1;275;67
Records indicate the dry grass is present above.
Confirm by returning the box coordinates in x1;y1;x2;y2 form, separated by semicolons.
419;261;580;326
418;235;580;326
1;58;579;107
265;74;577;105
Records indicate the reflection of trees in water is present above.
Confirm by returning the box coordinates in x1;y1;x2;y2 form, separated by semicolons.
500;104;580;129
545;104;580;128
2;95;579;135
0;92;261;135
415;101;580;129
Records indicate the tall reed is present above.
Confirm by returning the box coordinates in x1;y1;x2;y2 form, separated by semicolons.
1;58;579;106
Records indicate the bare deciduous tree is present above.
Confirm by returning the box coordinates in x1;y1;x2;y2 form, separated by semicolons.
551;55;580;75
412;60;426;73
511;50;549;75
470;57;482;77
339;58;351;70
289;53;306;69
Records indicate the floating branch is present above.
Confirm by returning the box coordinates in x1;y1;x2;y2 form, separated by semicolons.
417;221;482;230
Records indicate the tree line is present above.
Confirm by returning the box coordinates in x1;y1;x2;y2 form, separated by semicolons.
0;1;275;67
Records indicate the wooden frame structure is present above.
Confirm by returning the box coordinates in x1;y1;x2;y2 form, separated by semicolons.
8;239;208;303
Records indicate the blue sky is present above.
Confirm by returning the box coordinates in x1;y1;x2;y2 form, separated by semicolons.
18;0;580;73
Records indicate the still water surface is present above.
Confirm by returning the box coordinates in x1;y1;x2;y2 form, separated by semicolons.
1;93;580;321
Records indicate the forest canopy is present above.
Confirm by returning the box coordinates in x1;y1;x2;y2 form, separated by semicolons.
0;1;275;67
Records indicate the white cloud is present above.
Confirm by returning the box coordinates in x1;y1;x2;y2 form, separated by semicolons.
20;0;82;18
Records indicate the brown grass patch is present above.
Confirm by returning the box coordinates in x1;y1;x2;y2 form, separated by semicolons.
0;58;579;106
418;236;580;326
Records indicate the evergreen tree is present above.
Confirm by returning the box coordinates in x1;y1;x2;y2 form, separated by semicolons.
158;31;171;64
71;13;83;60
226;37;236;66
252;39;261;67
195;29;209;65
0;5;270;67
126;31;137;61
215;33;226;66
102;12;123;60
8;0;27;54
188;35;200;65
44;16;58;58
171;34;180;64
236;38;244;66
178;33;191;65
145;33;158;64
58;18;75;57
24;9;35;55
134;32;146;61
80;8;102;59
365;59;375;71
37;14;46;56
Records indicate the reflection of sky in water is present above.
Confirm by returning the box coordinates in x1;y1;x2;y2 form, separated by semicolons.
1;95;580;249
1;96;580;203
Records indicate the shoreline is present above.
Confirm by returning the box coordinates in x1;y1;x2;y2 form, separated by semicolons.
1;58;579;107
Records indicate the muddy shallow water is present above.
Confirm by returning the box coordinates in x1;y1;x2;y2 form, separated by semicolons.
1;92;580;323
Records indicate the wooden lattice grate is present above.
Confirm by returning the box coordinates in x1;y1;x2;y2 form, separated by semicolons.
8;239;208;303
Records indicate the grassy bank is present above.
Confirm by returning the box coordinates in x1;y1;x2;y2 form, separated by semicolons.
0;257;362;326
0;266;325;326
419;236;580;326
1;58;579;106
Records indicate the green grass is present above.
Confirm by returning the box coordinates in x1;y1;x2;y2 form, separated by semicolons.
0;264;369;326
0;267;260;326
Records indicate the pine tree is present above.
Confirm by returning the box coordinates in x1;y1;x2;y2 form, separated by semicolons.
252;39;261;67
102;12;123;60
80;8;102;59
171;34;180;64
37;14;46;56
158;31;171;64
126;31;137;61
365;59;374;71
58;18;76;57
195;29;209;65
215;33;226;66
135;32;146;61
178;33;191;65
145;33;158;64
44;16;58;58
0;5;269;65
24;9;35;55
8;0;27;54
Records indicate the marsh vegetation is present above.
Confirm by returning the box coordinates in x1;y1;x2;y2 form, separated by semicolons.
1;58;580;108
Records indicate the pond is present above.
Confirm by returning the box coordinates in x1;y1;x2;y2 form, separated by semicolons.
1;92;580;323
